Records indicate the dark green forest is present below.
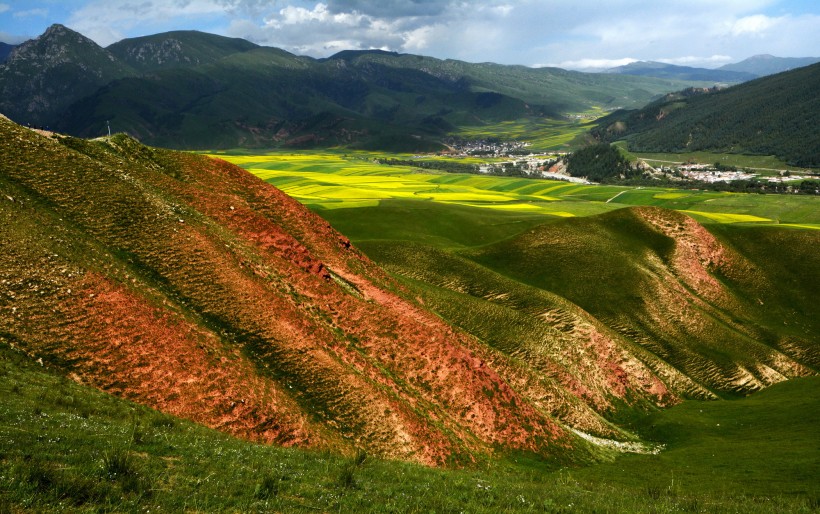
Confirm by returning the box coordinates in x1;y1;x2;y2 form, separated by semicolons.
565;143;636;181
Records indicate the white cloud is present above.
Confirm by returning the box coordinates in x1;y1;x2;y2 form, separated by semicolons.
656;55;734;66
0;4;9;14
13;8;49;18
21;0;816;67
730;14;782;36
66;0;229;46
542;58;638;71
402;25;435;52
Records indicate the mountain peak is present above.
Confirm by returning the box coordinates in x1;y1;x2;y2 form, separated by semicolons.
43;23;71;35
719;54;820;76
37;23;97;47
14;23;104;57
0;24;133;126
107;30;259;71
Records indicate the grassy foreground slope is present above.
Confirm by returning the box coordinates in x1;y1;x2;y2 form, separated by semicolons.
5;115;632;467
1;343;817;512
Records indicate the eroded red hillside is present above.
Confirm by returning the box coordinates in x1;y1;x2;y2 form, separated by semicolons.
0;117;583;464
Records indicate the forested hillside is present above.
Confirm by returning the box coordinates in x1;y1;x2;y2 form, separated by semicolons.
591;63;820;167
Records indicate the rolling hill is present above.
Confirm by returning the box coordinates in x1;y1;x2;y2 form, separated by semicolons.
4;114;696;466
1;25;713;151
1;125;818;508
5;110;815;467
590;62;820;167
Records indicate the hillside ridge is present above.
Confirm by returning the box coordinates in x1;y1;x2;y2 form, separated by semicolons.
1;115;682;465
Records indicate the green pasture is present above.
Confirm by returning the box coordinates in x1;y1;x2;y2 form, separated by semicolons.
1;342;817;513
612;141;810;173
211;152;820;231
574;376;820;499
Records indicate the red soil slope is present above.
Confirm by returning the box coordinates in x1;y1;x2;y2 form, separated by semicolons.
0;117;591;464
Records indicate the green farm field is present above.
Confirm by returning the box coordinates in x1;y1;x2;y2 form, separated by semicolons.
212;151;820;233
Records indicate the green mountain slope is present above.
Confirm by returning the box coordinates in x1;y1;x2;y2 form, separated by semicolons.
2;341;816;511
2;25;713;150
0;24;135;126
591;63;820;166
316;201;818;402
107;30;259;72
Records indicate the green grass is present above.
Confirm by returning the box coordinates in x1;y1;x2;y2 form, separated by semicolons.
612;141;811;173
2;342;817;512
315;199;553;249
574;377;820;498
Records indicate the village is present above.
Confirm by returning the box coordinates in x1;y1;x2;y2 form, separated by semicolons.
442;138;815;186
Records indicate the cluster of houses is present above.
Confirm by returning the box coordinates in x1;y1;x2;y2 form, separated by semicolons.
651;162;811;184
445;138;531;156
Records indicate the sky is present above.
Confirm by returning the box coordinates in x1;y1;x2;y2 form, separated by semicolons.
1;0;818;70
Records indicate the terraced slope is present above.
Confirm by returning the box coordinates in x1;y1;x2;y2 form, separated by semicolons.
2;116;698;465
360;207;820;404
370;207;818;399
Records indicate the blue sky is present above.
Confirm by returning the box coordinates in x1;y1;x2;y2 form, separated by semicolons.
1;1;818;69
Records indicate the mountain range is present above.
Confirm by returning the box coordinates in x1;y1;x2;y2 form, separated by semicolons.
718;54;820;76
0;24;730;151
604;55;819;83
604;61;756;83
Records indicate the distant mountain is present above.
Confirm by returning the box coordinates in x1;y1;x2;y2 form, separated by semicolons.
0;24;135;126
719;54;820;77
107;30;259;72
0;42;16;63
1;24;713;150
605;60;756;83
591;63;820;167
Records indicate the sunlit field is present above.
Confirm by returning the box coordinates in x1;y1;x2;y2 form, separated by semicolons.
210;151;819;229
